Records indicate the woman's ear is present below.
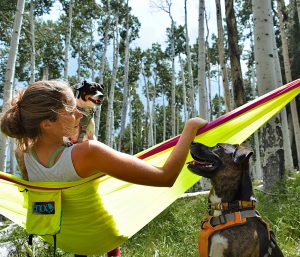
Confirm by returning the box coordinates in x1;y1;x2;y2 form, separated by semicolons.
40;119;52;131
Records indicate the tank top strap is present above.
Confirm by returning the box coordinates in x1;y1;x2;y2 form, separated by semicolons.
30;145;66;168
47;145;66;168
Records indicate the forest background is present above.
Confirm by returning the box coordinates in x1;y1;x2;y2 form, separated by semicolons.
0;0;300;192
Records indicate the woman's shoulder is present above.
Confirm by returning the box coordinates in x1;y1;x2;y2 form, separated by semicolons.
71;140;104;160
70;140;107;177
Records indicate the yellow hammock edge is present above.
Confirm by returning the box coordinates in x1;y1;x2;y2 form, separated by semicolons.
0;79;299;255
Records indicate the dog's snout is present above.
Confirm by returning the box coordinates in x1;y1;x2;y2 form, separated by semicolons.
190;141;198;151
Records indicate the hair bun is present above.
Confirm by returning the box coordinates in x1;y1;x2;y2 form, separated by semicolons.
1;96;26;138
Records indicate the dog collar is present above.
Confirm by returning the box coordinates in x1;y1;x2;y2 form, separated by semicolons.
77;106;95;117
209;200;256;213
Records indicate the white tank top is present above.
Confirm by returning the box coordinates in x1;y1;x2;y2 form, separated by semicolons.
24;145;82;182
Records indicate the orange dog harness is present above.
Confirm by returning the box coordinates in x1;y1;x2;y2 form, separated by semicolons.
198;210;270;257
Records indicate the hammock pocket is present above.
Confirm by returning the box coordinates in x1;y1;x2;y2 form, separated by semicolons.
0;79;299;255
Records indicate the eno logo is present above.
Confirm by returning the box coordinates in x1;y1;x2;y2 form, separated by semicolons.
32;202;55;214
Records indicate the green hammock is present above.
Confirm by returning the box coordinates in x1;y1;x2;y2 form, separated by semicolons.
0;79;299;255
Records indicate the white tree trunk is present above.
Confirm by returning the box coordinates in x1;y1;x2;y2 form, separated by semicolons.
250;58;263;179
152;76;157;144
9;83;16;175
0;0;25;172
119;7;131;151
90;27;95;81
162;87;166;141
296;0;300;23
277;0;300;169
198;0;207;119
205;11;212;121
215;0;231;112
170;20;176;136
252;0;284;191
105;22;119;147
179;55;188;121
94;0;111;139
111;109;115;147
77;36;81;81
184;0;196;118
29;0;35;83
129;95;133;155
63;0;74;80
217;65;221;117
271;7;294;171
42;66;49;80
142;66;154;147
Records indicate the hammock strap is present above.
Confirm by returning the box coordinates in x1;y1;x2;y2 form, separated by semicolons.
27;234;57;257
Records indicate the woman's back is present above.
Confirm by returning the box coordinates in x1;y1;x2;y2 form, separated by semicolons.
24;145;82;182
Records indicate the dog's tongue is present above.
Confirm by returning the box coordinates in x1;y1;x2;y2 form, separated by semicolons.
88;97;101;105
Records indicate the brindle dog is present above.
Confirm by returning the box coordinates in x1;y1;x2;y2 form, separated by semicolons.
187;142;284;257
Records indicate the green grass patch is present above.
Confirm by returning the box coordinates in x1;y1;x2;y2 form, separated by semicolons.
122;195;207;257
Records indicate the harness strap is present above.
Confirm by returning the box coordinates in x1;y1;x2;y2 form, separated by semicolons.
210;209;258;226
263;232;276;257
48;146;65;168
199;210;274;257
26;234;34;257
199;211;248;257
30;146;65;168
53;235;57;257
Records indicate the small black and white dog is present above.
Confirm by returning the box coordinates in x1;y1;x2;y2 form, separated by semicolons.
70;80;104;143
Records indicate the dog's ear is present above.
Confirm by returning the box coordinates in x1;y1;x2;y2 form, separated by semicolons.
73;81;84;90
232;145;253;164
234;146;253;200
98;83;104;93
237;165;253;200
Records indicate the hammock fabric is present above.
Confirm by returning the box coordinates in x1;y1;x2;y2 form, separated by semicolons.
0;79;299;255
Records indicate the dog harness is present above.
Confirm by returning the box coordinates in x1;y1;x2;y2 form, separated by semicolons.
76;106;95;143
199;203;276;257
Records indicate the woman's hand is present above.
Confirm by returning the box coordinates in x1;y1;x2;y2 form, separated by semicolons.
183;117;208;137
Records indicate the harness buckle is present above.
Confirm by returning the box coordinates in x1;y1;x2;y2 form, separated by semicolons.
229;201;239;212
218;215;227;224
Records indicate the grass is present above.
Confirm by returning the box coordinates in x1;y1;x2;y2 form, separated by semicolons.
121;195;207;257
1;173;299;256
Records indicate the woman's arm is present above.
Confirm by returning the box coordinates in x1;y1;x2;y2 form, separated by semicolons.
72;118;207;186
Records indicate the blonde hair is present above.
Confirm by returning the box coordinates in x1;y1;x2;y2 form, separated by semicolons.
1;80;74;152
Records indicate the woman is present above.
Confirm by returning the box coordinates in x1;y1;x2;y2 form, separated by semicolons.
1;80;207;255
